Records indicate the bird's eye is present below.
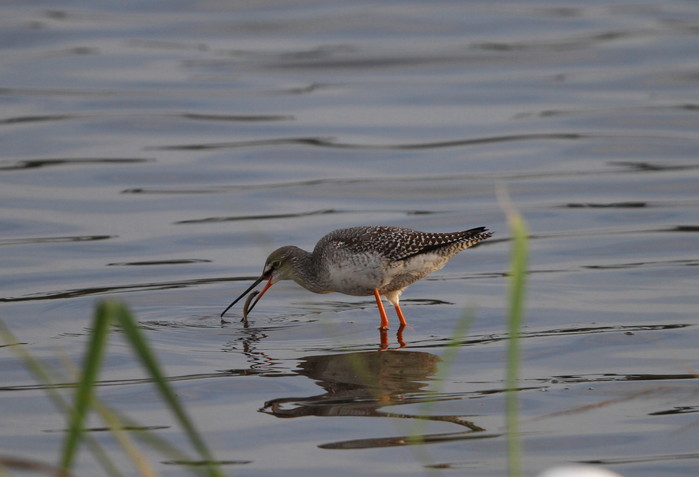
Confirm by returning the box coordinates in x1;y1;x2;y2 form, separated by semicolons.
271;260;281;269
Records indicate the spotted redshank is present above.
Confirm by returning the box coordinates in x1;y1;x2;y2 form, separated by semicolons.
221;225;492;329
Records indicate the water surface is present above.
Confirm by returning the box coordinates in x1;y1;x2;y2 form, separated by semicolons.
1;1;698;476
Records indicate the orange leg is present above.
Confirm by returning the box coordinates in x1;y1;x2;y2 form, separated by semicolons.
394;303;408;327
373;289;390;330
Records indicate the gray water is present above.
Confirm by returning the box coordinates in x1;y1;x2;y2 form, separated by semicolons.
1;1;699;476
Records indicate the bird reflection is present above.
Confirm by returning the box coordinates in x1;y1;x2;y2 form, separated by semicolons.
261;350;485;448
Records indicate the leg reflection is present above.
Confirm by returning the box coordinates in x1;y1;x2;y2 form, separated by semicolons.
379;325;406;350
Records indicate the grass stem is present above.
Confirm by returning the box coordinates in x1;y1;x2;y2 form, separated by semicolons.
498;184;529;477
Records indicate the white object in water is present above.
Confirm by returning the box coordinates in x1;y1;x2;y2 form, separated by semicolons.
539;465;623;477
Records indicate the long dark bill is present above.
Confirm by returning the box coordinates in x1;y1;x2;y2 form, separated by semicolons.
221;275;266;318
242;278;274;316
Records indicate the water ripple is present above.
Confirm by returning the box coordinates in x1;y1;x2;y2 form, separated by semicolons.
174;209;337;224
0;235;115;247
0;158;151;171
149;132;590;151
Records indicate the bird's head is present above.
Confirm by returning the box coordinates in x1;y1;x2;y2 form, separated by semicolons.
261;246;299;283
220;246;300;319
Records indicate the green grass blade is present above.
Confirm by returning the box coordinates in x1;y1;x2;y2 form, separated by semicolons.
407;308;474;443
0;317;125;477
89;399;160;477
3;300;224;477
498;185;529;477
58;356;162;477
434;307;474;384
60;300;114;472
110;301;223;477
61;353;213;477
404;309;475;477
91;400;212;475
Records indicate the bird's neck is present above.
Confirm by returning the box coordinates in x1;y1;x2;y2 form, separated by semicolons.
287;247;328;293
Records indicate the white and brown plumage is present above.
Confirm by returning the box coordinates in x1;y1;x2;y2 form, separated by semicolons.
221;225;492;329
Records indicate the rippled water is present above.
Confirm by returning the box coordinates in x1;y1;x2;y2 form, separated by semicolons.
1;2;699;476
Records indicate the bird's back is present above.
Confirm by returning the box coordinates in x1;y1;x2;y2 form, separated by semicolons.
315;225;491;262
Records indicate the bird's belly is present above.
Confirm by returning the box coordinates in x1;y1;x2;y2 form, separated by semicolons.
324;252;448;296
324;254;388;296
381;253;448;292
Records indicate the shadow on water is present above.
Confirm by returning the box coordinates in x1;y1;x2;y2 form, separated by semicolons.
260;350;492;449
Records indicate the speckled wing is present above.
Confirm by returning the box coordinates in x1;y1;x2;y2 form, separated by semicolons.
318;226;492;262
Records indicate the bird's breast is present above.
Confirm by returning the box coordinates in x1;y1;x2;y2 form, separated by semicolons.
323;251;389;296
